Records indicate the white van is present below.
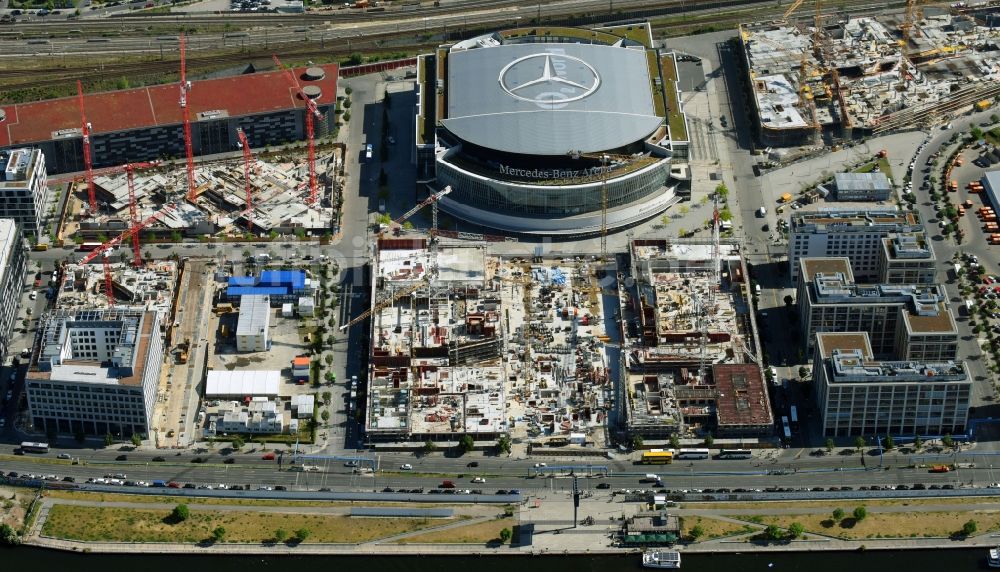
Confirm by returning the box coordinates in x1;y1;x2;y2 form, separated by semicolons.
757;206;767;217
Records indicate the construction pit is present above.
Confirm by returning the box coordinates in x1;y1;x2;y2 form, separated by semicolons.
364;235;614;450
58;147;344;245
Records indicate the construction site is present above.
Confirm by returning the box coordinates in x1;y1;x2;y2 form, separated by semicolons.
32;40;342;251
740;2;1000;147
620;238;771;441
362;233;615;447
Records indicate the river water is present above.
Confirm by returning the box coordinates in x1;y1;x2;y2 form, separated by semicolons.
2;546;992;571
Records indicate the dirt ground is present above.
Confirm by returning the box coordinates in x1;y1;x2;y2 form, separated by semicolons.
0;486;32;530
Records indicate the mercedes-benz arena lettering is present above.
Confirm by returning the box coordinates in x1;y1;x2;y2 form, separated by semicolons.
414;25;690;235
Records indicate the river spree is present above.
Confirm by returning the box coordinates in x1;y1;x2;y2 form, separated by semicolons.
3;546;994;571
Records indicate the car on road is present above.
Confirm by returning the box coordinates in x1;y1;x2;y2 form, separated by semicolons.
261;452;276;460
495;490;508;495
400;463;412;470
183;483;196;489
466;461;479;468
533;462;546;468
471;477;486;483
344;460;359;467
439;480;455;489
382;487;394;493
596;482;611;489
508;489;520;495
57;453;71;460
274;485;287;491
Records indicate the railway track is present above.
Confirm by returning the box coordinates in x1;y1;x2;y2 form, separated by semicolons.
0;0;935;97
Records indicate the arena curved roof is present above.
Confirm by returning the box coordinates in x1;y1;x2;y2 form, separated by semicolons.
443;43;660;156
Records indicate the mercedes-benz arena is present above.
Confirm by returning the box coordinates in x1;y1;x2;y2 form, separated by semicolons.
414;26;688;235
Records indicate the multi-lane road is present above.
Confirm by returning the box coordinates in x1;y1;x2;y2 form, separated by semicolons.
5;442;1000;495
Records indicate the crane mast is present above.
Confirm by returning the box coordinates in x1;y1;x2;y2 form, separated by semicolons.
273;55;323;205
76;80;97;215
180;33;197;202
236;128;255;231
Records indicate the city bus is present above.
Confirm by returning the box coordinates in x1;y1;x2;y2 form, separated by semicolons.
718;449;752;460
674;448;710;460
78;242;102;252
781;416;792;440
19;441;49;454
639;451;674;464
790;406;799;430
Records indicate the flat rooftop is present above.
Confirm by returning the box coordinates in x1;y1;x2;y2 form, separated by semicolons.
713;364;772;428
800;257;853;283
815;331;874;359
0;64;338;148
791;209;921;231
903;303;957;334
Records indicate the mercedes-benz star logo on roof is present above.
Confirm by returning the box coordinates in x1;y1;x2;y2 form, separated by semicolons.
499;52;601;109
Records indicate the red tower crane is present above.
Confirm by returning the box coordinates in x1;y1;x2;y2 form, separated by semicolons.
88;161;157;266
76;80;97;214
236;128;255;231
273;55;322;205
180;33;197;202
80;205;176;304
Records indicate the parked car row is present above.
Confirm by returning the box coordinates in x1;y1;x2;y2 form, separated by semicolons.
378;487;519;496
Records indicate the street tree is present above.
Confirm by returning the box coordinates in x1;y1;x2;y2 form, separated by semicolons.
212;526;226;543
293;528;311;543
131;433;142;447
853;506;867;521
942;434;954;449
703;433;714;447
913;435;923;450
854;436;866;452
104;433;114;446
231;436;244;450
321;410;330;423
689;525;705;540
883;435;895;450
423;440;437;454
322;391;332;405
962;519;978;536
798;366;809;379
832;508;845;521
496;434;512;455
499;527;512;543
825;438;835;452
669;434;681;451
274;529;288;543
459;434;475;453
631;435;644;450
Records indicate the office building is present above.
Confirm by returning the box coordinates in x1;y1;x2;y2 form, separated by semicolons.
235;294;271;352
813;332;971;437
0;219;26;362
24;308;162;438
788;209;923;282
876;231;937;284
797;258;956;360
0;66;337;175
0;148;48;235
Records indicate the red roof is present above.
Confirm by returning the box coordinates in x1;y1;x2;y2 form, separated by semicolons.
0;64;338;148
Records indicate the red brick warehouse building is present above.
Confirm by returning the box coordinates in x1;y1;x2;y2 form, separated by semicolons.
0;64;339;175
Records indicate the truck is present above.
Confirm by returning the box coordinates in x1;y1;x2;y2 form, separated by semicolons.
152;480;167;487
976;100;992;112
213;303;234;315
176;339;190;364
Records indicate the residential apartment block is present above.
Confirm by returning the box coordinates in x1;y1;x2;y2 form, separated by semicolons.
788;209;923;282
25;308;162;438
0;148;48;235
0;220;26;362
797;258;957;360
813;332;971;437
